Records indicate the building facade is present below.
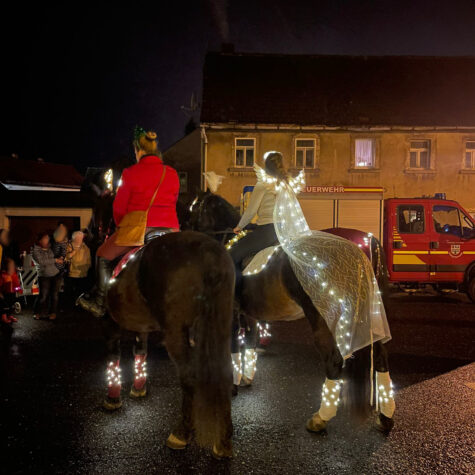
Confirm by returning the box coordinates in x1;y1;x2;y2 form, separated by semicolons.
200;53;475;235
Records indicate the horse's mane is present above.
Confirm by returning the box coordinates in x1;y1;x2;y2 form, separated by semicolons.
205;193;240;229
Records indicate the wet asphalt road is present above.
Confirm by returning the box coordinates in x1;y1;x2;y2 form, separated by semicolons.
1;291;474;474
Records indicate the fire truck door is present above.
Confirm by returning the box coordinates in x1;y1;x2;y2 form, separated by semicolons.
390;203;430;281
430;204;470;282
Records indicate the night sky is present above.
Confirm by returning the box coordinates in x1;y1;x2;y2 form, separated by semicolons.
3;0;475;171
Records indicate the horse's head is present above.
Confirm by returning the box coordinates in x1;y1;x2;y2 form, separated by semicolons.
188;191;240;236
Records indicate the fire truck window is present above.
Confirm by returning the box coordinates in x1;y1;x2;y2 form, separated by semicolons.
432;206;462;237
397;205;425;234
461;212;475;239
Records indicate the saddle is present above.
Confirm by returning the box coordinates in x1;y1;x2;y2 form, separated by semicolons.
112;228;174;279
242;245;280;276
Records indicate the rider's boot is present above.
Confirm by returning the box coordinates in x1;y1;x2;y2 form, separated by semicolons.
77;257;112;318
130;354;147;398
103;360;122;410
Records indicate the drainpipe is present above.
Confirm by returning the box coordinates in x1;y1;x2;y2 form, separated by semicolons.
200;125;208;191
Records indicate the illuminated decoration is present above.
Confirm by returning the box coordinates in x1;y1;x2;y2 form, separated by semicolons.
318;378;343;421
134;357;147;380
107;360;122;387
243;348;257;381
118;178;123;188
231;353;242;386
189;196;198;212
225;230;248;251
104;169;113;191
375;371;395;418
257;322;271;339
246;164;392;359
243;245;280;276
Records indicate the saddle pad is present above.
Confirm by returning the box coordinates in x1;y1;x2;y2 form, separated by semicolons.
243;245;280;276
112;246;144;279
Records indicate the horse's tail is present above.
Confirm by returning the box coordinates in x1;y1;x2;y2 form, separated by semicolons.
191;248;234;454
342;345;372;422
371;236;390;309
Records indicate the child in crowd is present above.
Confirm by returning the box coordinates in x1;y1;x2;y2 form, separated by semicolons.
32;232;62;320
0;258;21;324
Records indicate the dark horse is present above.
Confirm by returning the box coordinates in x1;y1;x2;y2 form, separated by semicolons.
84;186;234;458
188;190;395;434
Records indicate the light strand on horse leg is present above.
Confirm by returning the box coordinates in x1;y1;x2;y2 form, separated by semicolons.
133;355;147;390
231;353;242;386
243;348;257;381
106;360;122;400
318;378;343;421
375;371;395;418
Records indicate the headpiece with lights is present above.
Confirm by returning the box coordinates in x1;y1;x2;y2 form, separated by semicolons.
133;125;159;156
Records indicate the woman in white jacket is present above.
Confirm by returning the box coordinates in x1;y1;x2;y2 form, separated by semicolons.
229;151;286;295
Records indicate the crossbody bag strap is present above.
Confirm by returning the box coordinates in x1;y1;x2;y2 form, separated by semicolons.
146;166;167;214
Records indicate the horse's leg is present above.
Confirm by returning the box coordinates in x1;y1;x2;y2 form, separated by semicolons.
231;308;243;394
130;332;148;398
373;341;395;433
102;315;122;410
241;319;258;386
166;382;194;450
282;260;344;432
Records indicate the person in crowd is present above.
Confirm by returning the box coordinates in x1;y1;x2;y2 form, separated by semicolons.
78;126;180;318
32;232;62;320
66;231;91;305
0;229;10;268
52;222;69;311
0;258;21;324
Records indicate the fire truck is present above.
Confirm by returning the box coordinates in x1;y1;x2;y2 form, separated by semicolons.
384;196;475;301
241;187;475;301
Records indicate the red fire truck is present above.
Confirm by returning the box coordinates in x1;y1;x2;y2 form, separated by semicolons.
384;196;475;301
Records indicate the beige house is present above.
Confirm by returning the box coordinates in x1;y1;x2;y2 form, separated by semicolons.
199;53;475;237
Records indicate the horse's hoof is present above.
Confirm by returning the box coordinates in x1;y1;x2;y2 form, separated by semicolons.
212;443;233;460
166;433;189;450
129;386;147;398
375;413;394;434
232;384;238;397
240;376;253;387
103;397;122;411
306;412;327;433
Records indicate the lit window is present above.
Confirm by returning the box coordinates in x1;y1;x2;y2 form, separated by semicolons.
464;141;475;169
409;141;431;169
235;138;255;167
295;139;316;168
355;139;375;168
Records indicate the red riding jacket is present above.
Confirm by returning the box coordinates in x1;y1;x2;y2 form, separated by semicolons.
113;154;180;229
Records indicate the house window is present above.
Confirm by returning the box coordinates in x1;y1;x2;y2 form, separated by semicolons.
235;138;255;167
295;139;316;168
409;140;431;169
464;141;475;169
397;205;425;234
354;139;375;168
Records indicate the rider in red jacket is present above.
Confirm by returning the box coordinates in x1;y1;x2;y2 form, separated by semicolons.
78;127;180;318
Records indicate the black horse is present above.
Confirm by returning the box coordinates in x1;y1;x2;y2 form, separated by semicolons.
84;185;234;459
188;190;395;434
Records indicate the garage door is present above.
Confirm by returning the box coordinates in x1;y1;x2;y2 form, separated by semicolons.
337;200;381;239
298;199;334;230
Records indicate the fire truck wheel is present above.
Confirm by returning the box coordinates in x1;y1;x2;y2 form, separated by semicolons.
468;276;475;303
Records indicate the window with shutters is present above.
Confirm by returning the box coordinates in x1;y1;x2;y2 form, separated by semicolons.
234;138;255;167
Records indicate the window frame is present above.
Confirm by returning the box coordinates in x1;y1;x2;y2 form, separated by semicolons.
294;137;317;169
234;137;256;168
353;138;376;169
408;140;431;170
463;140;475;170
397;204;426;234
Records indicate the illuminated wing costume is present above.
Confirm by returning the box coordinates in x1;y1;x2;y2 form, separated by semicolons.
254;165;391;358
